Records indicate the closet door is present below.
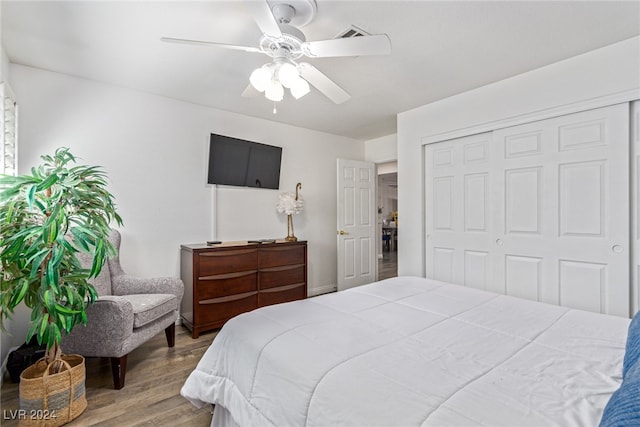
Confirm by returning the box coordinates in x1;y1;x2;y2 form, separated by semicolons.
493;104;628;316
425;132;493;289
425;103;630;317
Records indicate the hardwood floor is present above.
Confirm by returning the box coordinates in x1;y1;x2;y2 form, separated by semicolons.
1;327;216;426
378;249;398;280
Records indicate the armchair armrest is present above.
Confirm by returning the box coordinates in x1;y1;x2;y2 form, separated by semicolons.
61;296;134;357
111;274;184;300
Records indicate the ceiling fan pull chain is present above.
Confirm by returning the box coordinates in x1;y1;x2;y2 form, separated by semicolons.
273;101;277;114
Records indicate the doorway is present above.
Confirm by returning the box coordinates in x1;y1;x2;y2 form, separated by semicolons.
377;162;398;280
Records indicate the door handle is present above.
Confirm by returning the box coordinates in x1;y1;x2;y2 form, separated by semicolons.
338;230;349;235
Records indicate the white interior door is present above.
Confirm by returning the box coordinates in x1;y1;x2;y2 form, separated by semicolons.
494;104;629;316
425;103;630;317
337;159;376;291
425;132;493;288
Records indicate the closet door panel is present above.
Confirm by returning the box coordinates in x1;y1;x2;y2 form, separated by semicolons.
425;133;492;289
491;118;554;299
493;103;629;316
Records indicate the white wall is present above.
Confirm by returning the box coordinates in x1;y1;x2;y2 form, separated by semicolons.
398;36;640;277
5;64;363;349
0;50;8;84
365;133;397;163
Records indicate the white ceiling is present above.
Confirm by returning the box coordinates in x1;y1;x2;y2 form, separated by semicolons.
3;1;639;141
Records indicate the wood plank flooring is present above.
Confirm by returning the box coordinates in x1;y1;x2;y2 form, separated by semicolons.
1;327;216;426
378;249;398;280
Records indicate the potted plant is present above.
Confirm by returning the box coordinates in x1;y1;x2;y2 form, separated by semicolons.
0;147;122;425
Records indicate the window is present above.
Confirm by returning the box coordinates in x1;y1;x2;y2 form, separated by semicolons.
1;83;18;176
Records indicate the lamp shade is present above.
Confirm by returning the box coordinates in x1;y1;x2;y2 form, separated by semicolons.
276;192;304;215
265;80;284;102
249;66;272;92
290;77;310;99
278;63;300;89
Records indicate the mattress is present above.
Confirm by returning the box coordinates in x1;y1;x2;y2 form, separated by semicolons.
181;276;629;426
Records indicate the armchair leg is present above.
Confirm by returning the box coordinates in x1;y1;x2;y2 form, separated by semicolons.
165;323;176;348
111;355;128;390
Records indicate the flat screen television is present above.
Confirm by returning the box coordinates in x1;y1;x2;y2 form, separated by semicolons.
207;133;282;189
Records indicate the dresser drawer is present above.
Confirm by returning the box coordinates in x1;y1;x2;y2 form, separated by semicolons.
197;271;257;300
198;249;257;276
259;283;306;307
260;265;305;290
196;292;258;325
259;245;305;268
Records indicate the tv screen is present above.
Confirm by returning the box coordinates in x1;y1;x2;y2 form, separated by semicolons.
207;134;282;189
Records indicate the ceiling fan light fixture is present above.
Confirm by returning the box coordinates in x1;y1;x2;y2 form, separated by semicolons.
277;62;300;88
250;65;273;92
290;77;310;99
265;80;284;102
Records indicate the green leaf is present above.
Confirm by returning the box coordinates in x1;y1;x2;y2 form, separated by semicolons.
39;314;49;340
26;184;38;211
8;278;29;309
26;316;40;343
28;249;51;279
54;304;80;315
36;174;59;192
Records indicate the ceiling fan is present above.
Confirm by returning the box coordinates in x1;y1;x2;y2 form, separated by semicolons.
161;0;391;105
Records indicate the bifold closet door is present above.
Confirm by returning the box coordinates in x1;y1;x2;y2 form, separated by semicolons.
425;103;630;317
425;132;493;288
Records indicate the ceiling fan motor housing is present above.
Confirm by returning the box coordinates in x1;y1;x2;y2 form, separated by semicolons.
260;23;306;60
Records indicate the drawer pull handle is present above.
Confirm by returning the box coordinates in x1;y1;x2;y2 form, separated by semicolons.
199;270;257;281
260;264;305;272
200;291;258;305
200;249;257;257
261;283;305;293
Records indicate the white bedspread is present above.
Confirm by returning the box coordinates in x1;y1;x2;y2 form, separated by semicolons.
181;276;629;427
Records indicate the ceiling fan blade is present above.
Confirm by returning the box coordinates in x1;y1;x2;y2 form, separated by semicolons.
241;84;261;98
243;0;282;38
161;37;262;53
298;63;350;104
302;34;391;58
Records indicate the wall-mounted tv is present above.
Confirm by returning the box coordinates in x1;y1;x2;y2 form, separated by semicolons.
207;133;282;189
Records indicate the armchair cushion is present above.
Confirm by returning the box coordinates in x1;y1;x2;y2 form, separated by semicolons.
122;293;178;328
62;296;134;357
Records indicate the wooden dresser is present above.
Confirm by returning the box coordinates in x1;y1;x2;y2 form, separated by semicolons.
180;240;307;338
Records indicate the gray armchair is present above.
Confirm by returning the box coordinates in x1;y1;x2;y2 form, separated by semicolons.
61;230;184;389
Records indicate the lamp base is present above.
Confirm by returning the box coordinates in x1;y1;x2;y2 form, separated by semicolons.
285;214;298;242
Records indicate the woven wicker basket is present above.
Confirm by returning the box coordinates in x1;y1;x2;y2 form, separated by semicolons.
18;355;87;426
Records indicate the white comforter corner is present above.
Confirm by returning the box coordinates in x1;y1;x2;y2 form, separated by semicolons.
181;276;629;427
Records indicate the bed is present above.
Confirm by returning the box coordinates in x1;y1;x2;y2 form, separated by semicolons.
181;276;636;426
